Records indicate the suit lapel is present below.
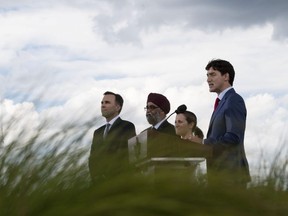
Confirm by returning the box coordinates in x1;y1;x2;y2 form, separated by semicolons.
108;117;121;132
208;89;235;132
158;120;168;130
105;117;122;139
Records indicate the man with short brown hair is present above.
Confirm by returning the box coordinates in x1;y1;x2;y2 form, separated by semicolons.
89;91;136;182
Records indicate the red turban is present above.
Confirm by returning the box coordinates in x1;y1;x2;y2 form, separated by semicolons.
147;93;170;114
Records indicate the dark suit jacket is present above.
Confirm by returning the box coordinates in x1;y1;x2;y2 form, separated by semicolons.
157;120;177;136
204;88;250;183
88;117;136;180
143;119;177;136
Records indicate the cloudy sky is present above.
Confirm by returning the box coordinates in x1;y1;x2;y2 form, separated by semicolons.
1;0;288;177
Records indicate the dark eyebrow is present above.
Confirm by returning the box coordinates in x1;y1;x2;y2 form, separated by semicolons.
207;71;216;76
101;100;111;104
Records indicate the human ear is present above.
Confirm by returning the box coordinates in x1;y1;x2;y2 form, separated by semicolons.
224;73;230;81
115;104;121;112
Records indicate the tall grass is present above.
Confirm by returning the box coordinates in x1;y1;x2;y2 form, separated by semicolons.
0;117;287;215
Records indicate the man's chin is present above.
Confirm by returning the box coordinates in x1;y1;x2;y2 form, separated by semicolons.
146;118;155;125
209;88;215;92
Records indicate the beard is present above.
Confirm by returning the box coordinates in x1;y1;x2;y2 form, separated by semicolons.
146;112;162;125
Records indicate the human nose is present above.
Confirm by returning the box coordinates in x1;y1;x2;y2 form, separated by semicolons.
206;75;211;82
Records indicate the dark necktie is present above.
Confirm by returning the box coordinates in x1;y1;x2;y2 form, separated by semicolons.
214;98;220;111
103;123;110;138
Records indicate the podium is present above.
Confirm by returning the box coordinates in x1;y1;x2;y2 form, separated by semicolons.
128;130;212;183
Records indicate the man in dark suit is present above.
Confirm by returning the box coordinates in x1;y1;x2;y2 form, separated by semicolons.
88;91;136;182
144;93;176;136
191;59;251;186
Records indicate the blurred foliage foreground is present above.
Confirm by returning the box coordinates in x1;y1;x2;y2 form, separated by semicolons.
0;122;287;216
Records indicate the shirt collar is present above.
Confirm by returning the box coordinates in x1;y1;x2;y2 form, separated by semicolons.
153;118;166;129
106;115;119;126
218;86;233;100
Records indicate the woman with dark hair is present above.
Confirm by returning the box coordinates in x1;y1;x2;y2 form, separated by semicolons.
174;110;204;140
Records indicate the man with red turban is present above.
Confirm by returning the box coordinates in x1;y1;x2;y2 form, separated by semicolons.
144;93;176;136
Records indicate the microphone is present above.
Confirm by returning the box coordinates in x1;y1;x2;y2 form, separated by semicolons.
175;104;187;114
166;104;187;120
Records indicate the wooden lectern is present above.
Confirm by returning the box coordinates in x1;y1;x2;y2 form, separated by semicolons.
128;130;212;183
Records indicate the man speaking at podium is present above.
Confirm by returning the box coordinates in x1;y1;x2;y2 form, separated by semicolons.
143;93;177;136
190;59;250;187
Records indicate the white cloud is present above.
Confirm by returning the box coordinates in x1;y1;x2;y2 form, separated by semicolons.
1;99;40;145
1;1;288;179
245;93;288;172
